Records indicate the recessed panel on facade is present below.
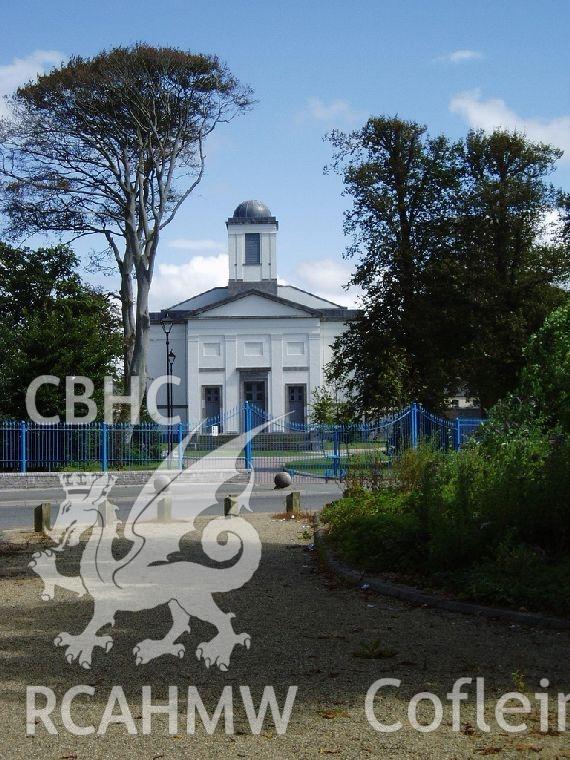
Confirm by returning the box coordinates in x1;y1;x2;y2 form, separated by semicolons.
244;341;264;357
286;341;305;356
203;342;221;357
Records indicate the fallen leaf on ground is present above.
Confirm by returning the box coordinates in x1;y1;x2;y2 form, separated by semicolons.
318;709;350;720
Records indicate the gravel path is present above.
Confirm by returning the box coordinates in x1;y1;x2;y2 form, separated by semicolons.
0;514;569;758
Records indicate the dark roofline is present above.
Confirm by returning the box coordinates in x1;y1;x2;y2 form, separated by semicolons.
162;286;227;312
279;283;347;309
150;287;361;323
186;287;321;316
321;309;359;321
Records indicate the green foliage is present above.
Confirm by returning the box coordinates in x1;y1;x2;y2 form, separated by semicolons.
460;541;570;613
321;488;421;572
0;43;253;403
321;434;570;614
326;118;570;413
519;300;570;432
0;242;122;419
326;118;463;411
309;384;356;425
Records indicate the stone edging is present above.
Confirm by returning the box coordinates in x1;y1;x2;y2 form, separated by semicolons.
0;470;248;490
314;526;570;632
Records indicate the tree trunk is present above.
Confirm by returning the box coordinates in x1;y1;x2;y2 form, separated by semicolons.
129;265;151;420
119;266;136;385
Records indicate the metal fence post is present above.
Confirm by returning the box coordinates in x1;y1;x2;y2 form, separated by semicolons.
411;402;419;450
101;421;108;472
178;422;183;470
333;427;341;478
244;402;253;470
454;417;461;451
20;420;27;473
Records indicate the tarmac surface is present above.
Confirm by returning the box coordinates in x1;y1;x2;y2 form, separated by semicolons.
0;481;343;530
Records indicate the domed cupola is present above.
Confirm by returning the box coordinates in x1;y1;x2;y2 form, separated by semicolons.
231;199;275;222
226;200;278;289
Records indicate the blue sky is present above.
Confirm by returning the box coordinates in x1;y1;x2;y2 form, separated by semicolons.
1;0;569;307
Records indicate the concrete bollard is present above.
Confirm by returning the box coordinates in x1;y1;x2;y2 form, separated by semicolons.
224;495;239;517
157;495;172;523
34;502;51;533
102;499;118;526
285;491;301;515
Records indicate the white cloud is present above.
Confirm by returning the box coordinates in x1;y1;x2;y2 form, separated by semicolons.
450;89;570;160
167;238;225;252
149;254;228;309
0;50;65;118
299;98;364;126
436;49;482;64
294;258;361;308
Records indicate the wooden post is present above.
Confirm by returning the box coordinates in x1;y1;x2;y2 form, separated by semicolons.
34;502;51;533
224;495;239;517
157;495;172;523
286;491;301;515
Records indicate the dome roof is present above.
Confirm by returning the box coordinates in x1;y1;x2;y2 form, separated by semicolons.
232;200;272;220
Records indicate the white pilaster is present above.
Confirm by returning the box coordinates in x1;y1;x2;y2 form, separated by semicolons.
308;331;322;405
187;335;200;424
224;335;239;428
270;334;284;419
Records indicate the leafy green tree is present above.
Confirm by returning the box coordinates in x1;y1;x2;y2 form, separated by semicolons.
327;120;570;413
0;44;253;410
456;130;569;409
517;300;570;431
0;243;122;419
326;117;463;413
309;384;356;425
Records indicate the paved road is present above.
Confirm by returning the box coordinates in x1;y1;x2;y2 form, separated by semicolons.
0;482;342;531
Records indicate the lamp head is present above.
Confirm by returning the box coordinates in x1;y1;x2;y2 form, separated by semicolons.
160;312;174;335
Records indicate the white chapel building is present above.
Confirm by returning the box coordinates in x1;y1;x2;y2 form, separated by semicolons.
148;200;358;427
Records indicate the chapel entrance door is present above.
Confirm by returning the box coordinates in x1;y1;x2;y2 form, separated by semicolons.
243;380;266;414
203;386;222;421
286;385;306;425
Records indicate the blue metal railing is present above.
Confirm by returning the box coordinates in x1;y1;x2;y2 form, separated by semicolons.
0;403;484;474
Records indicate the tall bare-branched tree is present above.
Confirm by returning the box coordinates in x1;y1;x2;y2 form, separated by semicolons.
0;44;253;409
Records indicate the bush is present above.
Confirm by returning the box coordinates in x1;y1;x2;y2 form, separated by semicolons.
519;300;570;432
320;433;570;614
321;305;570;614
321;488;423;572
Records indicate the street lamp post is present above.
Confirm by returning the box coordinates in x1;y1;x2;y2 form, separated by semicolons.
160;312;175;461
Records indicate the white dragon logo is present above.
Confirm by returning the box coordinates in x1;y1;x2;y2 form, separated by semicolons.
28;429;262;672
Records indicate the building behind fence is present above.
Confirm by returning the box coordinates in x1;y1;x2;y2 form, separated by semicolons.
0;403;484;481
